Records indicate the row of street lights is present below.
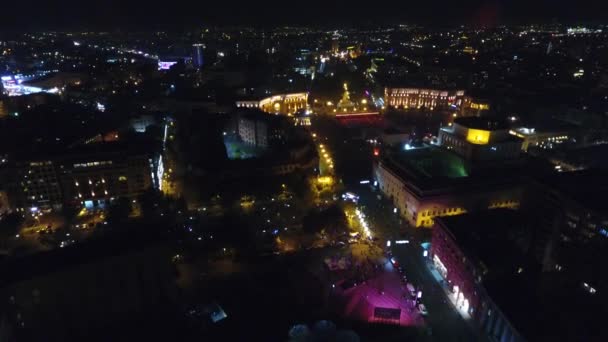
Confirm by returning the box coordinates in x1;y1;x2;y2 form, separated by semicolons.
318;143;334;173
355;208;372;239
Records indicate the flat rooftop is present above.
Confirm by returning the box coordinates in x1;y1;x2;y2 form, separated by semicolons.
390;147;468;180
437;209;529;273
535;167;608;215
454;116;508;130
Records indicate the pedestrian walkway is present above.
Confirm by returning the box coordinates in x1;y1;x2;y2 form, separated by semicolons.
332;262;423;327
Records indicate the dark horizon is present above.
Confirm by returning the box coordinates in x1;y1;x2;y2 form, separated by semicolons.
2;0;608;31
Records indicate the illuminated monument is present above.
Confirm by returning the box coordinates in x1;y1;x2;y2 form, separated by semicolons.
337;83;355;110
333;83;379;121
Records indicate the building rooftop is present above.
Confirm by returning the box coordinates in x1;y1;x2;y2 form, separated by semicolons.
390;147;468;180
454;117;509;131
437;208;607;341
437;209;530;275
14;136;159;163
534;167;608;215
380;146;523;194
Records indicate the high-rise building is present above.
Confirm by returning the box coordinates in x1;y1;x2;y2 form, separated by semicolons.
6;141;160;212
192;43;204;69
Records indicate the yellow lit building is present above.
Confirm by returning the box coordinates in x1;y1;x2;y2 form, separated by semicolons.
460;96;491;116
438;117;522;165
236;92;308;115
374;118;525;228
384;87;465;110
373;147;522;228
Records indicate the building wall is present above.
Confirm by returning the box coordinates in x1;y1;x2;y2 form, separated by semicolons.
384;88;465;110
430;221;525;342
238;117;268;148
60;155;153;208
9;152;155;212
236;92;308;115
12;161;63;211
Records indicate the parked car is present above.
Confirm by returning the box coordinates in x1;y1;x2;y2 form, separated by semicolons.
406;283;417;298
418;303;428;316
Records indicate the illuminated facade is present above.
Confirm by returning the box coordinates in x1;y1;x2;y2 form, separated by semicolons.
238;115;268;148
509;127;572;152
373;148;522;228
384;87;465;110
460;96;490;116
14;161;63;211
8;143;159;211
236;92;308;115
60;153;155;209
430;210;527;342
438;117;522;164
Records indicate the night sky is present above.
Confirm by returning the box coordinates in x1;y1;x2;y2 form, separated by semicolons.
3;0;608;30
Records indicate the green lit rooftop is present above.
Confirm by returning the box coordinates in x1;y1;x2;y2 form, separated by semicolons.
390;147;468;180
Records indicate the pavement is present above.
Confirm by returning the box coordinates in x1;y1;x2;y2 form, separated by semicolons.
331;258;425;327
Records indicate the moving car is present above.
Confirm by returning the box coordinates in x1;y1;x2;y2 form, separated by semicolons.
390;257;399;267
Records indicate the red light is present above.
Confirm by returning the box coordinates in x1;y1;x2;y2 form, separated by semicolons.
373;148;380;156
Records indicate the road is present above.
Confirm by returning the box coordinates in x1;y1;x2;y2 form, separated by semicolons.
310;115;483;341
355;186;484;341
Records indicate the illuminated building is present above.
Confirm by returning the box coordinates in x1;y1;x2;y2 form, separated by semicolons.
331;34;340;54
11;160;63;212
238;113;269;148
460;96;490;116
430;209;530;341
236;92;308;115
509;126;574;152
192;43;204;69
438;117;522;165
373;147;522;228
7;141;160;211
293;111;311;126
384;87;465;110
431;192;608;341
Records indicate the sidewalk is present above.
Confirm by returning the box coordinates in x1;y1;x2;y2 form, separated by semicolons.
423;259;491;342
